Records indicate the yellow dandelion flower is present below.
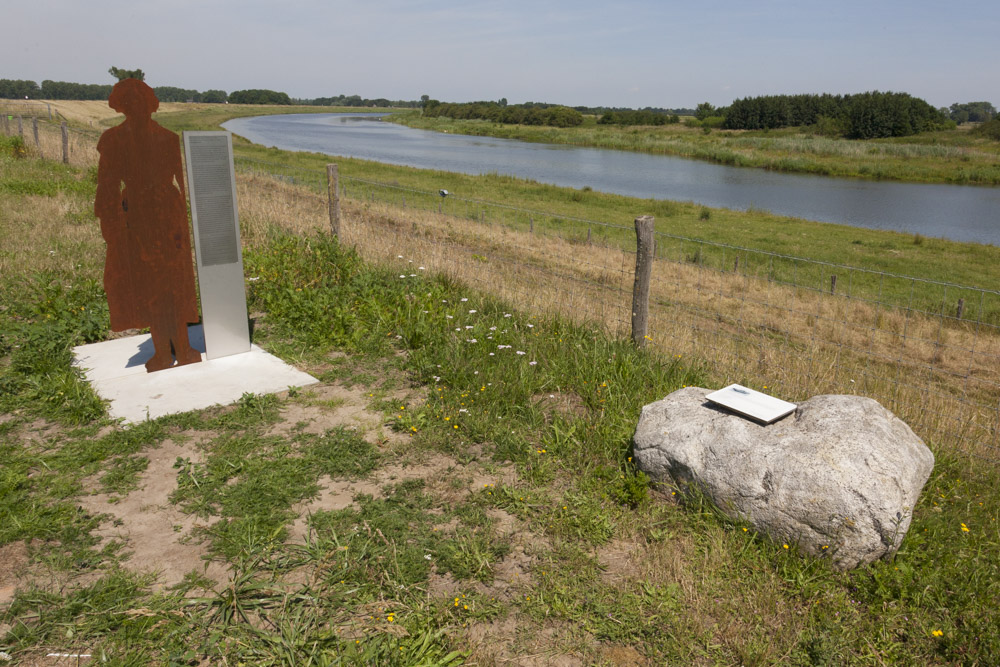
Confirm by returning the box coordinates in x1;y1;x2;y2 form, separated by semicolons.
932;629;944;637
783;544;789;549
961;523;970;532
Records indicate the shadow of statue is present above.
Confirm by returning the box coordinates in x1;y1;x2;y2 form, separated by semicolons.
95;78;201;372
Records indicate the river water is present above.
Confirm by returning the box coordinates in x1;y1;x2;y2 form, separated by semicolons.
223;113;1000;246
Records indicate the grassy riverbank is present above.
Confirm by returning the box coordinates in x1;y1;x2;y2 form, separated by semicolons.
3;134;1000;663
386;111;1000;186
221;142;1000;296
145;104;1000;292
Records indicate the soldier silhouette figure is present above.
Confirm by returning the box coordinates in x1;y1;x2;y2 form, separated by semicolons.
95;78;202;372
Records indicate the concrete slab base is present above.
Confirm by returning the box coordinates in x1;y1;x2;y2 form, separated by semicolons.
72;325;319;423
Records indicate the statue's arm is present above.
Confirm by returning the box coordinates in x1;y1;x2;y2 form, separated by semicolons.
94;135;123;237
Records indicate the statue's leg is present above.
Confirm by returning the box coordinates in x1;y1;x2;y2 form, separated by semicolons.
172;321;202;366
145;323;175;372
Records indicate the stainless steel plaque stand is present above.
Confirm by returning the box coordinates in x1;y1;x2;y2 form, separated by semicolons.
183;131;250;360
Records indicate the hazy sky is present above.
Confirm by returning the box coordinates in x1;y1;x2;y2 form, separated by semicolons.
5;0;997;109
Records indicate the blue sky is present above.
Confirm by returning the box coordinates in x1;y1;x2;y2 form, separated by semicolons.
4;0;997;108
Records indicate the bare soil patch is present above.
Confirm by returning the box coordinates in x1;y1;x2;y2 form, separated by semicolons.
0;541;31;609
268;383;389;439
77;436;229;591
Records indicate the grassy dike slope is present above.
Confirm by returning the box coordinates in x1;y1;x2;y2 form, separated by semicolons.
152;105;1000;294
387;111;1000;186
2;120;1000;662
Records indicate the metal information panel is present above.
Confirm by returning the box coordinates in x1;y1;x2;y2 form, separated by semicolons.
183;131;250;360
705;384;797;424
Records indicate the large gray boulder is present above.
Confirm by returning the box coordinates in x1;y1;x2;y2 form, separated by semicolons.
633;387;934;570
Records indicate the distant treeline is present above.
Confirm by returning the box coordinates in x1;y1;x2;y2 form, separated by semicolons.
721;92;950;139
422;99;584;127
583;105;694;117
1;78;430;108
298;94;421;108
422;98;691;127
0;78;230;103
597;110;680;126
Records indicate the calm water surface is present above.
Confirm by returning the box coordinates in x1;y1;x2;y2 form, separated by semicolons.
223;113;1000;245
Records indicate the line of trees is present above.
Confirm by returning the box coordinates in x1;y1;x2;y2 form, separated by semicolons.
579;105;694;117
422;99;584;127
300;94;420;108
722;92;950;139
597;110;680;126
1;78;422;108
1;78;231;104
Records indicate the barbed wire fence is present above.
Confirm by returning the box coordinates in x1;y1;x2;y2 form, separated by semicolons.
231;157;999;461
0;101;101;167
233;156;637;339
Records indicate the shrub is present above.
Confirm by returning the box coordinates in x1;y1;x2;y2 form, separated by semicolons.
2;135;29;158
973;117;1000;141
813;115;846;137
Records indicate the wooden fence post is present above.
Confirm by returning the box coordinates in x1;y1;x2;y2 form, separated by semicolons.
830;274;837;295
326;164;340;238
61;122;69;164
631;215;655;347
1;113;8;135
956;298;965;320
32;117;40;155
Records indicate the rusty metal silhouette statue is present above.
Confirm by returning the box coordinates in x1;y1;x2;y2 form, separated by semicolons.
95;78;202;372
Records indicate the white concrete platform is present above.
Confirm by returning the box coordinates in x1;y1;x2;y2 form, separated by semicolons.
72;325;319;423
